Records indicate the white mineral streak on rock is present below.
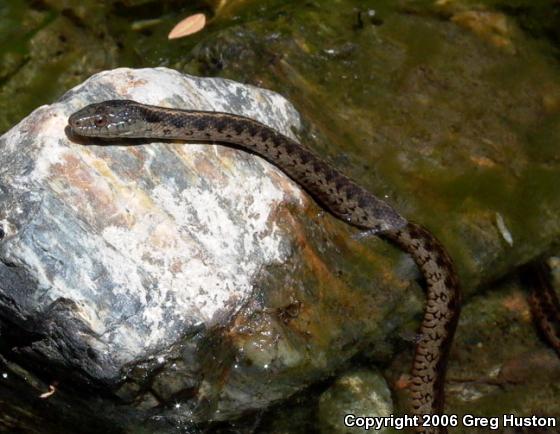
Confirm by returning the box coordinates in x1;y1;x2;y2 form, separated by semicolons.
0;68;305;367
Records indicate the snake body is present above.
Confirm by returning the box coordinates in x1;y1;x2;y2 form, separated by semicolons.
69;100;462;433
524;262;560;357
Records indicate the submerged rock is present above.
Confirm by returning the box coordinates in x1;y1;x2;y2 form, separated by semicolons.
0;68;411;430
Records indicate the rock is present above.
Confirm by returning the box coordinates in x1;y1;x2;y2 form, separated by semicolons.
0;67;411;429
1;67;303;377
318;369;393;434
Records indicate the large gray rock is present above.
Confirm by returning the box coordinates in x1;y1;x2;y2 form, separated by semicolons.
0;68;410;429
0;67;303;377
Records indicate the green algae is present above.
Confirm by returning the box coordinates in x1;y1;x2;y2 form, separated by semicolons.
0;1;121;132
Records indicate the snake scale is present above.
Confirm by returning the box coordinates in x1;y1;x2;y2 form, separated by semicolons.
68;99;462;434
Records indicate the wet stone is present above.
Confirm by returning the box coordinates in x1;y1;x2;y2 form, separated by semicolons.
318;369;393;434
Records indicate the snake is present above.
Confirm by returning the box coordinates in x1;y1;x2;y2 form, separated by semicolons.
68;99;461;434
523;262;560;358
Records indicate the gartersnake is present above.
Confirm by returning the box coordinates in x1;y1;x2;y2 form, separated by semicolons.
69;99;462;434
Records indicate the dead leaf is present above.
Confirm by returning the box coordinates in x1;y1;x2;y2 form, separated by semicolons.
168;13;206;40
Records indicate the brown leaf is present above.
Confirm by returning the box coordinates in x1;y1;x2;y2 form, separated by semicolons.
168;13;206;40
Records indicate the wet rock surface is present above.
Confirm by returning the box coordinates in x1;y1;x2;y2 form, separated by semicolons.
318;369;393;434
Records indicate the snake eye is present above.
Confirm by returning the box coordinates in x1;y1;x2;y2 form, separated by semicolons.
95;116;108;128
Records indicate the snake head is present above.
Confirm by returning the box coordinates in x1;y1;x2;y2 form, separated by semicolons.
68;99;146;138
